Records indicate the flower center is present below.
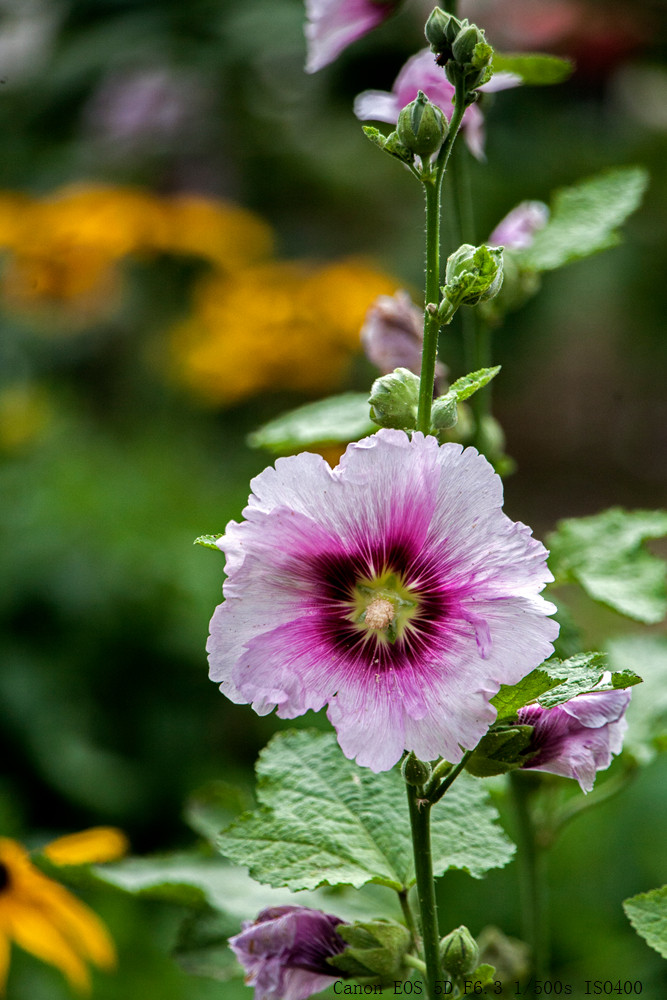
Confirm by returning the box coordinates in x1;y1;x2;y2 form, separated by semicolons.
349;569;419;644
0;862;9;893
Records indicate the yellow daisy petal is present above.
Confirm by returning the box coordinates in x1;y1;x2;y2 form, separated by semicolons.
0;930;11;995
6;898;91;993
43;827;129;866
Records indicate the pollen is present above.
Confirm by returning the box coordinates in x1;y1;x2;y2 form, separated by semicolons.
363;597;396;630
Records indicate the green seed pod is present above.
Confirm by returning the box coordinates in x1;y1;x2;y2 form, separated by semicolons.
396;91;448;158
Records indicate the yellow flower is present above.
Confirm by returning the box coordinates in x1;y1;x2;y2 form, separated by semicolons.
0;184;272;329
0;830;126;993
170;258;399;405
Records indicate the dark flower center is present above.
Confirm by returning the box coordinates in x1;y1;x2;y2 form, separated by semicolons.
0;861;10;893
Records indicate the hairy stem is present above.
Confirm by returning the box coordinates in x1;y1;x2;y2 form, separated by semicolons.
406;781;441;1000
509;771;550;978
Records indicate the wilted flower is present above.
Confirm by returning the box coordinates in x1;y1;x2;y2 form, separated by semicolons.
229;905;347;1000
0;829;125;992
304;0;401;74
354;48;520;159
518;688;631;792
208;430;558;771
171;259;397;405
488;200;549;250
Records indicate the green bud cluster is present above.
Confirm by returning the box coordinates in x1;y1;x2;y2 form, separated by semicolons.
396;91;448;159
424;8;494;94
440;244;504;315
368;368;420;431
362;126;414;165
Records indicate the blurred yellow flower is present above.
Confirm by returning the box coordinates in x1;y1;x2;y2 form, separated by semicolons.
170;258;399;405
0;183;272;329
0;834;121;993
0;383;53;452
42;828;129;868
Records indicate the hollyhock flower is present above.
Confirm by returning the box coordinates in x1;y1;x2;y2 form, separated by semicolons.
229;905;347;1000
518;688;631;792
304;0;400;74
208;429;558;771
361;289;446;388
354;48;520;159
488;200;549;250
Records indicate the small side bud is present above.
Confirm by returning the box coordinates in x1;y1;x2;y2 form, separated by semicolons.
451;24;483;64
444;244;504;307
430;394;458;431
401;751;432;787
362;126;414;165
368;368;419;431
396;91;448;159
440;926;479;978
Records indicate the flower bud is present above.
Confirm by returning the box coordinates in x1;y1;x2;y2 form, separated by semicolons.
401;751;432;787
368;368;419;430
440;925;479;978
429;394;458;431
396;91;447;158
424;8;461;56
331;920;412;985
444;244;504;307
451;24;484;64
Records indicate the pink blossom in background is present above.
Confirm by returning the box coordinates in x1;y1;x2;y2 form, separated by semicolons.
229;906;347;1000
518;688;631;792
305;0;399;74
354;48;521;159
208;430;558;772
360;289;446;388
488;200;549;250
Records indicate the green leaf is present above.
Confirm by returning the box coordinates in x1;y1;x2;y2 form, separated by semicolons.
548;507;667;623
248;393;378;454
608;636;667;763
184;781;253;845
194;534;223;550
493;52;574;85
519;167;648;272
492;651;642;720
624;885;667;959
447;366;501;402
94;851;401;924
217;730;514;892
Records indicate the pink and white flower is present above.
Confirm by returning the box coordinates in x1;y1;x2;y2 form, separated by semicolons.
305;0;399;74
354;48;520;159
518;688;631;793
229;905;347;1000
208;430;557;772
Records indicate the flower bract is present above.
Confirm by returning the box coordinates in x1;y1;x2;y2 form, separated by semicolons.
354;48;520;159
208;430;558;771
229;905;347;1000
518;688;631;792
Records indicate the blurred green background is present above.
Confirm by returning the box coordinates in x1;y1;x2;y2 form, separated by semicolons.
1;0;666;996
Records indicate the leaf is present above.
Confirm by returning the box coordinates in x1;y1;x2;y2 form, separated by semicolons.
184;781;253;845
94;851;401;924
624;885;667;959
493;52;574;85
446;366;501;403
608;636;667;764
519;167;648;272
217;730;513;892
491;652;642;720
548;508;667;623
248;393;378;454
194;534;223;550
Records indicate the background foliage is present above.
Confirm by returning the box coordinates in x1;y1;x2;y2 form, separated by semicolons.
1;0;666;995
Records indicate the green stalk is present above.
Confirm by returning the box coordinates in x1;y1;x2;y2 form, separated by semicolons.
406;781;441;1000
509;772;550;978
416;85;467;435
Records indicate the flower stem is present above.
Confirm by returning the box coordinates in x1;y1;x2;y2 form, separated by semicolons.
399;887;421;953
406;781;441;1000
428;750;473;805
509;771;549;978
416;84;467;436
